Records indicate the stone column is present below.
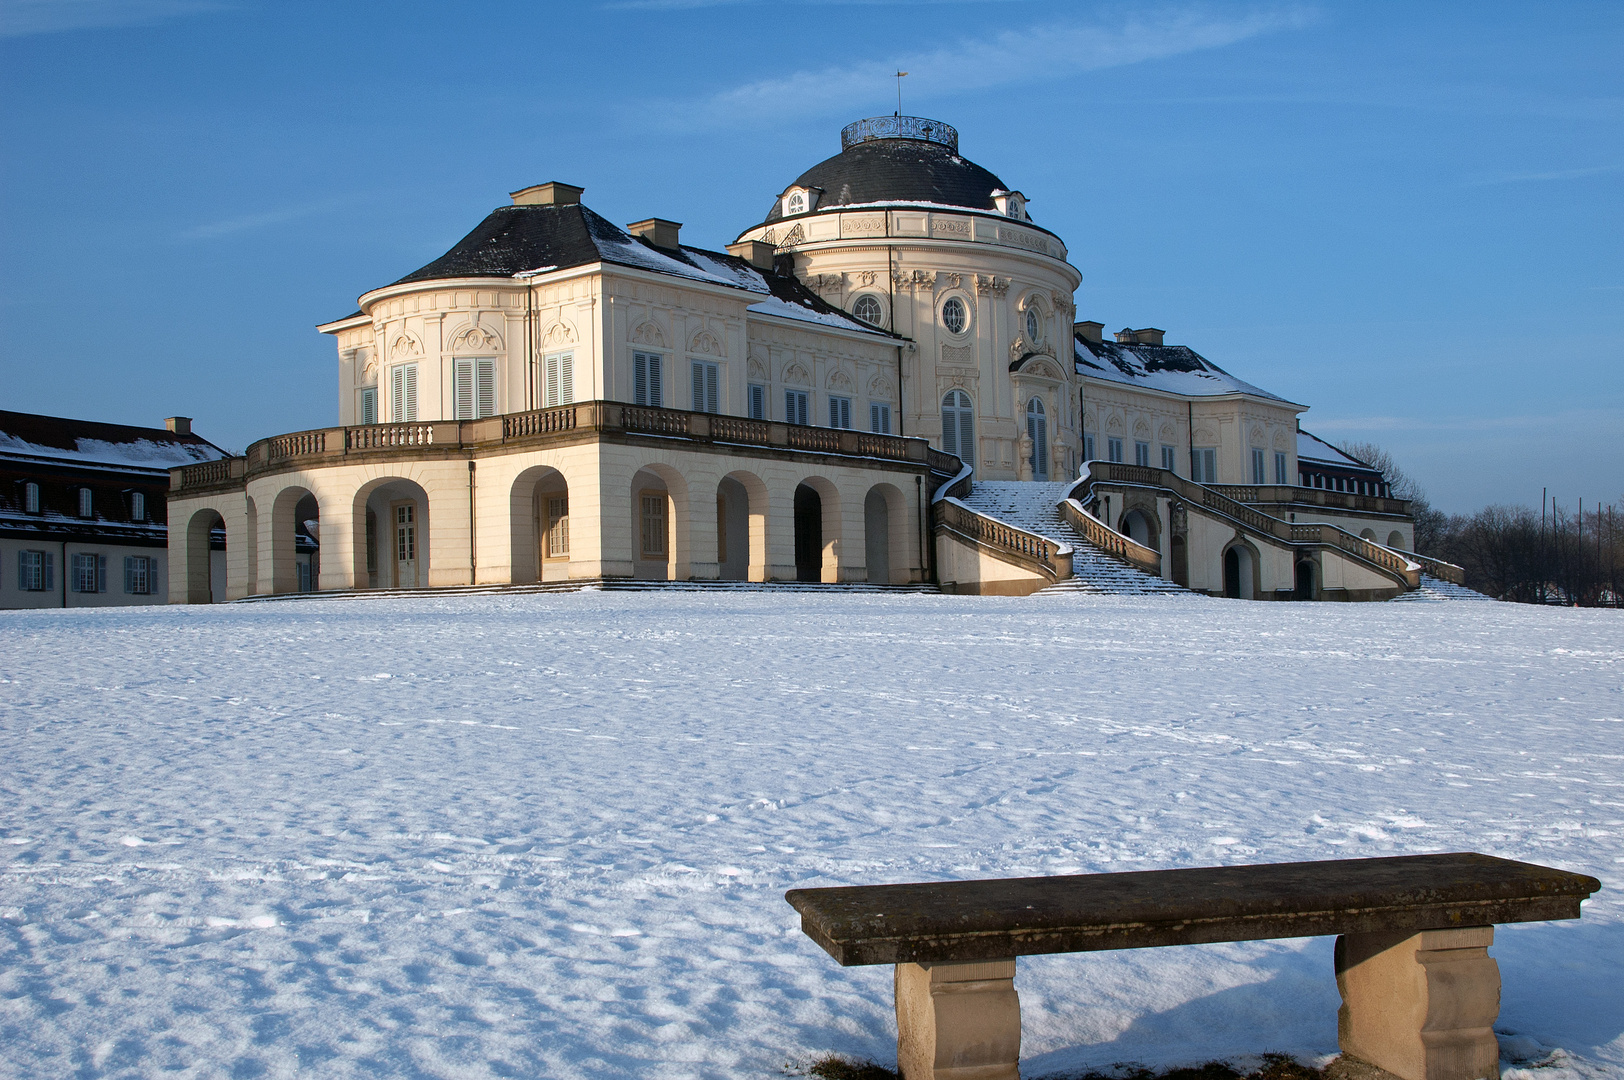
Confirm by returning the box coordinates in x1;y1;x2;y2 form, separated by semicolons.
895;959;1020;1080
1335;926;1501;1080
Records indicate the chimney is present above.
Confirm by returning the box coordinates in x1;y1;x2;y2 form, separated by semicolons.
165;416;192;435
1074;320;1104;344
727;239;776;271
626;218;682;250
509;182;584;206
1134;327;1165;346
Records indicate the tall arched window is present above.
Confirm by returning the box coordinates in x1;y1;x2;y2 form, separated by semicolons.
941;389;975;468
1025;306;1042;342
1026;397;1048;480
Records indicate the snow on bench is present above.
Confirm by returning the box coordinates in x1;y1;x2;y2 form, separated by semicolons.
785;852;1599;1080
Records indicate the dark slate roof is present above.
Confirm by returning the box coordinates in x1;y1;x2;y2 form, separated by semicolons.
763;138;1012;224
0;410;228;472
1075;337;1296;404
364;200;892;337
1297;429;1383;477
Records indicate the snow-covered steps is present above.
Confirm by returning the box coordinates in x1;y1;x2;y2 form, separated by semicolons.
230;579;942;604
957;481;1193;597
1390;574;1495;602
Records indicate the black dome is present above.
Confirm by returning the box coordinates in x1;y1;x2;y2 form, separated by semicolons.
763;121;1012;224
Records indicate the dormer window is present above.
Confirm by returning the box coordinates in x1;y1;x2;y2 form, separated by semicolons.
1006;194;1024;219
991;189;1028;219
780;187;819;217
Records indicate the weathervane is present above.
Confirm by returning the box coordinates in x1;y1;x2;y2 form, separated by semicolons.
895;70;907;116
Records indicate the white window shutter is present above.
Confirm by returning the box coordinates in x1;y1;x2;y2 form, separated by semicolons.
649;356;661;406
404;365;418;421
692;361;705;412
706;363;718;414
559;352;573;404
454;359;473;420
476;359;496;418
391;367;404;422
634;353;647;405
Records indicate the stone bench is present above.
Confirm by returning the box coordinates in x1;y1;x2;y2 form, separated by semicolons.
784;853;1599;1080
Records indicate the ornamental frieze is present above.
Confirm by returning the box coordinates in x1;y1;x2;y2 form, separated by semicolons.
974;274;1010;296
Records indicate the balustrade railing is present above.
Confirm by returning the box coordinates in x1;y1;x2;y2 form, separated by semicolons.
621;406;690;437
268;431;326;459
709;416;771;444
1211;483;1409;516
503;405;578;438
786;426;842;453
346;424;436;449
937;498;1066;580
1059;498;1161;576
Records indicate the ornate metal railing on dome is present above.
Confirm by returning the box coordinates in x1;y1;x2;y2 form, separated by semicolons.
841;116;958;153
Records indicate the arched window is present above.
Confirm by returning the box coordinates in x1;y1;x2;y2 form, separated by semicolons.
785;191;805;215
941;389;975;468
1025;306;1042;342
1026;397;1048;480
941;296;967;334
851;294;884;327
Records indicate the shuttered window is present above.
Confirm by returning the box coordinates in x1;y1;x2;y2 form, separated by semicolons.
360;386;377;425
785;389;809;426
634;352;663;407
1107;437;1123;463
828;395;851;429
870;402;891;434
390;364;418;422
1161;445;1176;472
691;360;719;414
748;383;766;420
1083;434;1095;461
71;553;106;593
1134;441;1150;467
545;351;574;408
940;390;974;467
1275;451;1288;485
1251;448;1266;485
18;550;52;591
1191;447;1217;484
454;358;496;420
1026;398;1049;480
124;556;154;595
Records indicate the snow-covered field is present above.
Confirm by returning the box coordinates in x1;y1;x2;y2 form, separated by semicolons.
1;593;1619;1080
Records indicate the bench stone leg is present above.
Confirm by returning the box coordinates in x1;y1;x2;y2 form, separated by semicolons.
1335;926;1501;1080
895;958;1021;1080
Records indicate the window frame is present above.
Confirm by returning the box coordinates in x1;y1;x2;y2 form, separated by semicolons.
1107;436;1124;463
870;402;891;434
1250;447;1266;486
1134;440;1151;468
940;296;968;335
545;495;569;559
453;357;498;421
785;388;809;426
1026;397;1049;480
828;394;852;430
24;481;40;514
78;487;93;518
130;491;146;522
390;363;419;422
544;350;574;408
639;491;668;559
940;389;975;468
747;383;767;421
359;385;378;425
18;550;52;592
1160;445;1176;473
1274;451;1288;486
633;351;664;407
124;555;153;595
1191;447;1218;484
851;294;885;327
691;359;720;415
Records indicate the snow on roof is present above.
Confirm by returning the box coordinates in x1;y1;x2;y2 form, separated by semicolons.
0;411;228;472
1074;338;1297;404
1297;429;1379;471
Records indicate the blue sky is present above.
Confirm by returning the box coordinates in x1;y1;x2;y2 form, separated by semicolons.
1;0;1618;513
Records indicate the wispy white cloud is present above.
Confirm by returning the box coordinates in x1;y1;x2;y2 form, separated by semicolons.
1466;163;1624;186
179;196;357;241
0;0;228;38
685;6;1313;125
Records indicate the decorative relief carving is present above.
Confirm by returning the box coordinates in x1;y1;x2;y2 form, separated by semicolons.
1050;291;1074;314
450;324;503;353
997;227;1051;255
690;329;723;356
892;270;912;290
942;272;962;289
843;215;885;234
931;218;970;236
1161;423;1178;443
827;370;853;392
1018;358;1062;381
941;344;976;367
868;375;895;399
747;357;768;381
857;270;878;287
778;223;806;248
1134;419;1152;439
810;273;845;293
974;274;1010;296
631;320;667;347
783;361;811;386
1106;413;1126;434
542;322;575;347
390;331;422;359
1010;338;1055;362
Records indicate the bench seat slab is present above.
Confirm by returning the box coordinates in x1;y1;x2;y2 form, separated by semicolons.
1336;926;1501;1080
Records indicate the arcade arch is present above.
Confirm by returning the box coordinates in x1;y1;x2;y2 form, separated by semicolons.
510;465;571;583
352;477;431;589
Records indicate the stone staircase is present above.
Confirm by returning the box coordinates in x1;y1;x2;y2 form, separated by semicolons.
956;482;1192;597
1389;574;1495;602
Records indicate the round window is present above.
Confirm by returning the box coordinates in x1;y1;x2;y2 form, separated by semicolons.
941;296;967;335
786;192;805;215
1025;306;1041;341
852;294;884;326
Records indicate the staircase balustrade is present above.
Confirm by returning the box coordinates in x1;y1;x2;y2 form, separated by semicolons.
1059;498;1161;576
936;498;1068;582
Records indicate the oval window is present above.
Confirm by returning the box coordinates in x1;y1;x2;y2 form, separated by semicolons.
1025;306;1041;341
851;294;884;326
941;296;967;334
786;192;805;215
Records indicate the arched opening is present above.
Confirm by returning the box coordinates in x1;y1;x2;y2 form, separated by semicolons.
353;478;430;589
510;466;570;584
1025;397;1048;480
941;389;975;469
864;488;890;584
269;486;318;594
1120;508;1156;549
794;483;823;582
1360;528;1377;541
1296;560;1316;600
1388;530;1405;549
1222;543;1256;600
717;470;767;582
630;465;689;581
184;508;225;604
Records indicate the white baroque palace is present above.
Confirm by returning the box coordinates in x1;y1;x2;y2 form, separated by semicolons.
167;116;1448;602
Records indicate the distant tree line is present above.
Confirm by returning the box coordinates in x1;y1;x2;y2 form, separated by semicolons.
1339;442;1621;607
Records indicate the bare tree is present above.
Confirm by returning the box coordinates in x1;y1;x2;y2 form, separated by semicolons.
1336;440;1447;553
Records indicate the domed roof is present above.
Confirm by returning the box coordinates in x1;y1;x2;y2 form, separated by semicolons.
762;116;1013;224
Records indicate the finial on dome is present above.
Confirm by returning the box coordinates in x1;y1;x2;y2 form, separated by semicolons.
841;116;958;153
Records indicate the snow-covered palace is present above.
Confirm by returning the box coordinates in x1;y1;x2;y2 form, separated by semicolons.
167;115;1455;602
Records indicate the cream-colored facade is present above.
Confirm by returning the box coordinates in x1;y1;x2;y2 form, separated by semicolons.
167;114;1423;603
